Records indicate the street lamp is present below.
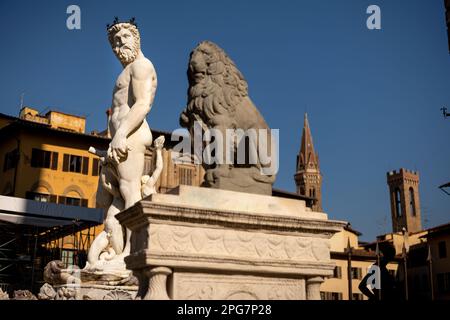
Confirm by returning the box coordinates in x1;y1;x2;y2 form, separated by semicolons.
439;182;450;196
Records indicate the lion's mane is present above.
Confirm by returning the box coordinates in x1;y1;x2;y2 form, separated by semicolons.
184;41;249;128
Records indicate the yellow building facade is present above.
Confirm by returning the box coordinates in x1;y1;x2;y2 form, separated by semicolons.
321;225;400;300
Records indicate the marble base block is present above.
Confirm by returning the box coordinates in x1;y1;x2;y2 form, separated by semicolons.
116;185;346;300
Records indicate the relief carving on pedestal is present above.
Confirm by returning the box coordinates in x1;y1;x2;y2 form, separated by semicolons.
177;275;304;300
149;224;326;262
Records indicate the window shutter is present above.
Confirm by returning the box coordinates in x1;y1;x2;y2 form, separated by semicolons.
49;195;57;203
82;157;89;175
58;196;66;204
51;152;58;170
31;149;38;167
92;158;99;176
337;267;342;279
81;199;88;207
63;154;69;172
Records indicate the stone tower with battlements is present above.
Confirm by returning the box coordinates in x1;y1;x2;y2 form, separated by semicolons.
387;168;422;233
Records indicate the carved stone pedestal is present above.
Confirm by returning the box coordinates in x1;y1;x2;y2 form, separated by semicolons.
116;185;345;300
38;283;138;300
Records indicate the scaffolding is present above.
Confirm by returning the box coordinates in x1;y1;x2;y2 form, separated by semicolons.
0;195;102;295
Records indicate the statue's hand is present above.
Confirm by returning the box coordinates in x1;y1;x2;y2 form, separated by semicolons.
154;135;165;150
108;133;130;164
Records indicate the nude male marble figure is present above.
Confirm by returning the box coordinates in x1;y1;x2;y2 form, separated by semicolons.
85;19;163;272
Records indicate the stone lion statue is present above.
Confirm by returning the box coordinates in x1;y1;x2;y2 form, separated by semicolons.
180;41;276;195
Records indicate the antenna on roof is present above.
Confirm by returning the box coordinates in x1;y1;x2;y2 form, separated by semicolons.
19;92;25;109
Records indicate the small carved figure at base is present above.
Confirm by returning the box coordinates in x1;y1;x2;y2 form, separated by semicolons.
13;290;37;300
0;288;9;300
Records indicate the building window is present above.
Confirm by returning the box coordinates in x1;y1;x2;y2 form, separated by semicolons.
61;250;75;268
63;154;89;175
70;155;82;172
409;187;416;216
320;292;343;300
65;197;81;206
179;167;193;186
422;274;429;292
395;188;402;217
352;293;364;300
333;266;342;279
58;196;88;207
331;292;343;300
351;267;362;280
3;149;18;172
413;275;421;291
31;149;58;170
25;191;57;203
438;241;447;259
437;273;450;293
92;158;100;176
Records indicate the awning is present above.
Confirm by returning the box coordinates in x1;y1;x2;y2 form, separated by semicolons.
0;212;75;228
0;195;103;225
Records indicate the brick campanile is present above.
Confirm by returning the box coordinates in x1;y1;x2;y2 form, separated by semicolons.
295;113;322;212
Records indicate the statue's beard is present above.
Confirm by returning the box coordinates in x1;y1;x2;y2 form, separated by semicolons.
114;44;139;64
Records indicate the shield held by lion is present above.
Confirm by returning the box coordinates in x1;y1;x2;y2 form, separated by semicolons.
180;41;277;195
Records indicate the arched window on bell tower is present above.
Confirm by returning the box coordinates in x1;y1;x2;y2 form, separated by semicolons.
395;188;402;217
409;187;416;216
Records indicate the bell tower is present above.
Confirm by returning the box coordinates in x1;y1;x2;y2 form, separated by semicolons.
295;113;322;212
386;168;422;233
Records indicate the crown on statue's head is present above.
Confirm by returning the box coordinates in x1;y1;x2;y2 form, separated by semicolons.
107;17;137;30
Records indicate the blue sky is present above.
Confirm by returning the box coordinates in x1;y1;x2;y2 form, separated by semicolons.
0;0;449;241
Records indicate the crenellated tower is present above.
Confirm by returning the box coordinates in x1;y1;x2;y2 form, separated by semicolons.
387;168;422;233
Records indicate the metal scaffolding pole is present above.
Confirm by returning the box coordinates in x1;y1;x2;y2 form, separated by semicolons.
346;239;353;300
427;244;434;301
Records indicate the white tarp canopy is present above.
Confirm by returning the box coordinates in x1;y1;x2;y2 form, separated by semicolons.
0;195;103;228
